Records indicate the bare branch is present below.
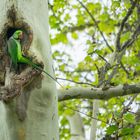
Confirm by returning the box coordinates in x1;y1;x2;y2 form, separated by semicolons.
115;0;137;51
62;103;107;124
62;23;94;34
77;0;113;52
120;62;130;76
105;64;118;86
122;23;140;50
98;54;109;64
58;83;140;101
57;77;95;86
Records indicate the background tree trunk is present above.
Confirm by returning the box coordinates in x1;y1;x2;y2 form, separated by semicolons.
0;0;59;140
90;100;99;140
67;112;85;140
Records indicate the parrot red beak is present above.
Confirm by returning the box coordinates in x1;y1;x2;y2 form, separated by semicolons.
19;32;23;40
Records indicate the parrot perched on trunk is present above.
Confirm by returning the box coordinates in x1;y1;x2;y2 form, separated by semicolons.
7;30;63;87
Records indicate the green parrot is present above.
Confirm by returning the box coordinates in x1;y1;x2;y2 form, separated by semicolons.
7;30;63;87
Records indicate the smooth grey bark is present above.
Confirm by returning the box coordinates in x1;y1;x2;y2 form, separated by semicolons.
90;100;99;140
0;0;59;140
58;84;140;101
0;102;10;140
67;112;85;140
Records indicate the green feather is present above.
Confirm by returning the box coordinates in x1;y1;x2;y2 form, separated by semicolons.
8;37;18;70
7;30;63;88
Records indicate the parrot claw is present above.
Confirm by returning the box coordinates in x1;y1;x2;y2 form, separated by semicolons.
13;75;25;81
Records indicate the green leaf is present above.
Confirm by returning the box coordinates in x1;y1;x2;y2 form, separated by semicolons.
71;32;78;39
64;109;74;116
124;113;135;124
120;32;131;43
120;128;134;136
51;33;68;45
76;10;85;26
94;49;102;55
99;13;109;21
84;56;93;62
111;1;120;10
59;64;66;71
86;2;101;13
64;13;71;21
98;21;115;34
49;15;59;28
87;46;94;55
53;51;61;57
106;125;118;135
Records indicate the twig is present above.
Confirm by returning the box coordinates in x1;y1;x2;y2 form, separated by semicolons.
104;64;118;86
62;103;107;124
136;2;140;20
118;94;138;121
63;23;94;34
98;54;108;64
94;63;100;76
49;3;63;31
77;0;113;52
56;77;95;86
125;94;137;108
115;0;137;51
120;62;130;76
128;110;140;115
122;23;140;50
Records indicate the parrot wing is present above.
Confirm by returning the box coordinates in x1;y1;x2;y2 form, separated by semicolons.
7;37;18;70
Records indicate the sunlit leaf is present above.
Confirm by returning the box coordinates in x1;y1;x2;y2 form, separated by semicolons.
106;125;118;135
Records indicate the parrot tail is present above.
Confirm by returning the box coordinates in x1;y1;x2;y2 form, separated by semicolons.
19;56;64;88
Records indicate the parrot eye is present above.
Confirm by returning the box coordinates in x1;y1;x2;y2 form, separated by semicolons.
18;31;23;39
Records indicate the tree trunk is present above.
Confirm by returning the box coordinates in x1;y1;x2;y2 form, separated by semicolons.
67;112;85;140
0;0;59;140
90;100;99;140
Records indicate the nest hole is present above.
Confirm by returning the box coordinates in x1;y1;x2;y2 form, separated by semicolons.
5;24;33;53
6;27;22;39
0;15;33;85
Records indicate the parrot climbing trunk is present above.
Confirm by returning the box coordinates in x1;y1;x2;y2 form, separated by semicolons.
7;30;63;88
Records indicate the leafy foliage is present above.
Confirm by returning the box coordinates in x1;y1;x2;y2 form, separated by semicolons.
49;0;140;139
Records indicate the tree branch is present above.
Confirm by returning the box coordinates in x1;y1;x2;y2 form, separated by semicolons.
77;0;113;52
64;104;107;124
120;62;130;76
122;23;140;50
56;77;95;86
115;0;137;51
58;83;140;101
62;23;94;34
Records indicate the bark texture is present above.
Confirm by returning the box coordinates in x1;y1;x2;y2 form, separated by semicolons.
58;84;140;101
0;0;59;140
67;112;85;140
90;100;99;140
